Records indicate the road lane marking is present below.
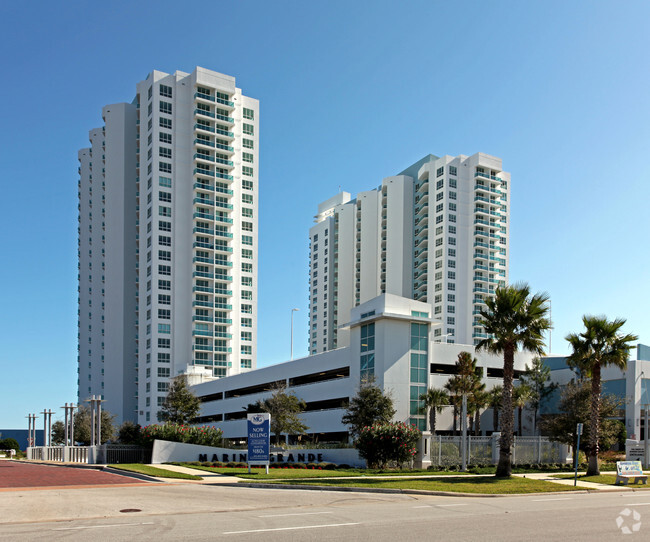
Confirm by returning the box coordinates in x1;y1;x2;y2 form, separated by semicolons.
413;505;432;508
626;503;650;506
53;522;154;531
224;523;359;534
258;512;334;518
531;498;573;502
437;504;468;507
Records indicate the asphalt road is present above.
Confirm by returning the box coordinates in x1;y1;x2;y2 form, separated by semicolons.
1;483;649;541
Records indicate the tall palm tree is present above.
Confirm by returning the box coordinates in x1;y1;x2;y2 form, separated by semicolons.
565;315;637;476
477;283;550;477
444;379;462;435
512;383;531;437
488;385;503;433
419;387;449;436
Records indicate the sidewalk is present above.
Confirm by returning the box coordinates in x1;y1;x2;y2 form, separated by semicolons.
512;472;633;491
145;463;242;484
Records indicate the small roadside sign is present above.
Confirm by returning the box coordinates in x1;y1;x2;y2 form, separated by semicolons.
247;413;271;473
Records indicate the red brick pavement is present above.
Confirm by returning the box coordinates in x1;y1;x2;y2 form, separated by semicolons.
0;461;150;490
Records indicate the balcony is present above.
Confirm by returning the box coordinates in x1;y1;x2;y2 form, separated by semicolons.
193;285;213;293
195;108;215;119
194;167;214;177
215;230;233;238
194;138;215;148
214;185;233;196
215;114;234;123
473;286;492;294
214;259;233;267
214;303;232;310
215;157;234;167
192;300;214;308
214;317;232;324
194;197;215;206
194;91;215;102
474;241;491;249
473;264;489;271
214;288;232;295
214;245;233;253
193;211;214;221
194;153;215;163
214;346;233;353
193;226;212;235
192;329;213;336
194;182;214;193
193;256;214;264
214;331;232;338
193;241;214;250
214;201;234;210
192;315;212;322
194;123;215;133
215;216;233;224
193;343;213;351
193;271;214;279
475;171;503;182
215;172;234;181
215;128;234;139
216;97;235;108
472;332;489;339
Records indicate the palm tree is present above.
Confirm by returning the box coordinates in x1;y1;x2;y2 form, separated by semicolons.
419;388;449;436
470;388;489;436
565;316;638;476
477;283;550;477
512;383;531;437
444;379;461;435
488;385;503;433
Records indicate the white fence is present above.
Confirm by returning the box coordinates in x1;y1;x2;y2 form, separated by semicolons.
425;435;569;466
26;445;145;464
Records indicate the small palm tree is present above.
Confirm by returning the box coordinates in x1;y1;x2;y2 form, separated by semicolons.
488;385;503;433
444;379;461;435
470;388;489;435
477;283;550;477
566;316;637;476
419;388;449;436
512;383;531;436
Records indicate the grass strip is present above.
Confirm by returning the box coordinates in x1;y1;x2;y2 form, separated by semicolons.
178;464;471;480
254;476;582;494
108;464;202;480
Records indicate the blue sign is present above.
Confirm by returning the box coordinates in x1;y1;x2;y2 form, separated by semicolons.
247;413;270;463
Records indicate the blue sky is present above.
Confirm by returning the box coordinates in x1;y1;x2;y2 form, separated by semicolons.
1;0;649;428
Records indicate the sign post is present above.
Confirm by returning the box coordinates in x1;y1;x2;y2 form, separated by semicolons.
574;423;583;486
247;413;271;474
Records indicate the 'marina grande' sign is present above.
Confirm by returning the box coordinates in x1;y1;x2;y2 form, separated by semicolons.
198;451;325;463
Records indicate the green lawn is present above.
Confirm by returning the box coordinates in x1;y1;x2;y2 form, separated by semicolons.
178;464;471;480
108;464;203;480
255;476;581;494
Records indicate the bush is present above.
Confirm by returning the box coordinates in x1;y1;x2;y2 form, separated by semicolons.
0;438;20;452
140;423;223;448
356;422;421;469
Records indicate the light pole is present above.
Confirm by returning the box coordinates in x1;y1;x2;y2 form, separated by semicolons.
290;308;300;360
435;333;452;344
548;299;552;354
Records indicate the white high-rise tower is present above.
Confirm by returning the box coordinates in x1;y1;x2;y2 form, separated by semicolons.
78;67;259;424
308;153;509;354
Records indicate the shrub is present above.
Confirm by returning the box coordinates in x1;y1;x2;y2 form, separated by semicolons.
140;423;223;448
0;438;20;452
355;422;421;469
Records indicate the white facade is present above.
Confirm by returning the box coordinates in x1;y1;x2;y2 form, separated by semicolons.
193;294;534;439
78;67;259;424
308;153;509;355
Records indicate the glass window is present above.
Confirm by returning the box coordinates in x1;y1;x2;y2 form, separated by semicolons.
410;323;428;351
243;108;254;120
160;84;172;98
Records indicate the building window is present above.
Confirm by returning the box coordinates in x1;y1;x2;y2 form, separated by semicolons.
160;118;172;129
160;162;172;173
160;84;172;98
159;176;172;187
436;167;444;177
449;166;457;176
242;235;253;246
450;178;457;188
242;208;253;218
241;345;252;355
160;101;172;114
243;152;254;163
243;107;254;120
160;133;172;144
410;323;428;351
243;138;254;149
157;367;170;378
159;206;171;217
242;180;254;191
159;147;172;158
360;322;375;381
243;123;254;136
158;324;171;334
242;166;254;177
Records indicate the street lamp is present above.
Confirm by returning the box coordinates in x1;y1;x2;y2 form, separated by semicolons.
435;333;452;344
290;308;300;360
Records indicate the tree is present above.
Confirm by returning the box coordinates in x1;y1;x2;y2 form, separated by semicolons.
519;357;558;435
73;406;116;445
470;388;489;436
158;375;201;425
342;379;395;440
118;421;142;445
565;315;637;475
0;438;20;452
418;388;449;435
541;379;624;465
356;422;421;469
447;352;483;434
444;379;461;435
512;383;531;437
248;384;308;444
487;385;502;433
477;283;550;477
51;421;65;445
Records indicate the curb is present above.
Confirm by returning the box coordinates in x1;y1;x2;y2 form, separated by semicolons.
217;481;596;498
102;466;166;483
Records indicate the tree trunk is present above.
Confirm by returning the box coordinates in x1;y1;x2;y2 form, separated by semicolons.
493;407;499;433
518;406;523;437
533;406;538;435
453;405;458;436
587;364;602;476
430;410;437;436
496;346;515;477
475;409;481;436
